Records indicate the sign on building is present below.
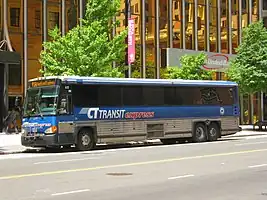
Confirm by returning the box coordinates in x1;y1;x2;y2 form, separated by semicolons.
165;48;236;72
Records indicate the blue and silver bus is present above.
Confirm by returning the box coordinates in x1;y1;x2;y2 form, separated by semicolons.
21;76;240;150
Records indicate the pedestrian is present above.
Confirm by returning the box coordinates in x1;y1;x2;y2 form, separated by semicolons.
3;108;19;134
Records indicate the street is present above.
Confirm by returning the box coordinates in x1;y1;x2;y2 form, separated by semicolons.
1;133;267;200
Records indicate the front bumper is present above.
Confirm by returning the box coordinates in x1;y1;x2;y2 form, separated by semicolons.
21;134;58;148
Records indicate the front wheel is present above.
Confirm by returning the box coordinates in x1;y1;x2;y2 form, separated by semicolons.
76;129;95;151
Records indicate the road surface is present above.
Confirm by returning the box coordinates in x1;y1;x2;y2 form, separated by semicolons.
1;134;267;200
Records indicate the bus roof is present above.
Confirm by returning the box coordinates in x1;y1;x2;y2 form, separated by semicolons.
29;76;238;87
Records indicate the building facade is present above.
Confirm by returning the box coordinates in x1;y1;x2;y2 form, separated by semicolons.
1;0;267;125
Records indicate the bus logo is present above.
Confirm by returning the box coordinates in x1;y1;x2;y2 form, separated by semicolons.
86;108;155;120
220;107;225;115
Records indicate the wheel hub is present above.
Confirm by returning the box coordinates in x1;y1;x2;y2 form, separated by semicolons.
196;127;204;138
81;134;91;146
209;128;216;137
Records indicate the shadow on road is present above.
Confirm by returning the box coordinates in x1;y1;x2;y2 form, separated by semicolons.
21;137;243;154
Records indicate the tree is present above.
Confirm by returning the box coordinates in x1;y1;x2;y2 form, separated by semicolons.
227;21;267;94
39;0;127;77
166;53;213;80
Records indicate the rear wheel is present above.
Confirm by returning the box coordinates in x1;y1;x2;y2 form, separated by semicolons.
76;129;95;151
207;123;220;141
192;123;207;142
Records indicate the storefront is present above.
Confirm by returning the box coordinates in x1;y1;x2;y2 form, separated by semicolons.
0;51;20;131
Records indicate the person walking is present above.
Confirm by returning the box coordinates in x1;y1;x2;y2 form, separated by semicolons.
3;108;19;134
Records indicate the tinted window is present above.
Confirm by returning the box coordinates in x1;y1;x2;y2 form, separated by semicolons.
72;84;235;107
98;85;122;106
200;87;234;105
143;86;164;106
72;84;98;107
164;87;184;105
122;86;143;106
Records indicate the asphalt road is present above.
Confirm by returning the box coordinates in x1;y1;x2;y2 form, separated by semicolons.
1;134;267;200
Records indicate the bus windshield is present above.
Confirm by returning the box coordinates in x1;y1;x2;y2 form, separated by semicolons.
24;86;59;117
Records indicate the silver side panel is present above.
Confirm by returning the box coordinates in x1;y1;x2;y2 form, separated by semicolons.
221;116;240;136
165;119;192;133
58;121;74;134
74;117;239;143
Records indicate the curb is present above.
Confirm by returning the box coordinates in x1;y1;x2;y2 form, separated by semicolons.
0;150;24;155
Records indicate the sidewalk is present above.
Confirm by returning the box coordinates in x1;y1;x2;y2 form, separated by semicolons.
0;133;27;154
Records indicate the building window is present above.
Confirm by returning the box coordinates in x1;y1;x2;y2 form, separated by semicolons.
264;17;267;28
48;12;59;29
8;64;21;86
10;8;20;27
35;10;41;29
174;1;178;9
135;3;139;13
264;0;267;10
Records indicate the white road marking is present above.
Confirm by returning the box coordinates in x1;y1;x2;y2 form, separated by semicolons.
34;157;100;165
168;174;195;180
235;141;267;146
248;164;267;168
51;189;90;196
245;135;267;140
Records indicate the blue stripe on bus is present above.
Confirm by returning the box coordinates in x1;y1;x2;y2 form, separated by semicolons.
74;105;240;121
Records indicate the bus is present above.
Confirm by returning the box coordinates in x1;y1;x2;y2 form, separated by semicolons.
21;76;240;151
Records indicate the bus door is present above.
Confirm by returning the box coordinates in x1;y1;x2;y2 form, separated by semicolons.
57;84;74;144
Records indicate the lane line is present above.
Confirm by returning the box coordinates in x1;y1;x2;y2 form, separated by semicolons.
245;135;267;140
34;157;100;165
168;174;194;180
248;164;267;168
235;141;267;146
1;148;267;180
51;189;90;196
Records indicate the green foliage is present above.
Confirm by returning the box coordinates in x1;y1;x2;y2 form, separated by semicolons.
166;53;213;80
39;0;127;77
227;21;267;94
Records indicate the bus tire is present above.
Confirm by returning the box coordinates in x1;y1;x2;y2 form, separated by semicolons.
193;123;207;143
76;129;95;151
207;122;220;141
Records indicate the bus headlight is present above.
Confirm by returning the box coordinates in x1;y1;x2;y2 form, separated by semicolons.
45;126;57;134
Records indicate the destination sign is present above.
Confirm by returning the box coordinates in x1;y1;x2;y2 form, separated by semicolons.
30;80;56;88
